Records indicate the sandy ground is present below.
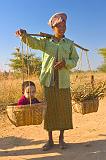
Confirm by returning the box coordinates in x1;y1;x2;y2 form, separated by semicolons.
0;97;106;160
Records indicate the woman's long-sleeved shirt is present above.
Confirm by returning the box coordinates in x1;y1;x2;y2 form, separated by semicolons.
21;34;79;88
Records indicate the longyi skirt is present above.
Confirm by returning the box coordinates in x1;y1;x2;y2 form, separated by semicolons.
44;71;73;131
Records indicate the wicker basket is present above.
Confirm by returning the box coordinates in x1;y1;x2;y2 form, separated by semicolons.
6;102;47;127
73;98;99;115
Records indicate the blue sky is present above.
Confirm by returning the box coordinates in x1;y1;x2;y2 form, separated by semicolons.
0;0;106;71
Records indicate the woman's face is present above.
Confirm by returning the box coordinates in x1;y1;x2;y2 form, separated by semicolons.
24;86;36;99
52;21;66;37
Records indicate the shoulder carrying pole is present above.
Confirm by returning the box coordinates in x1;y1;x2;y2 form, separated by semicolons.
28;32;89;52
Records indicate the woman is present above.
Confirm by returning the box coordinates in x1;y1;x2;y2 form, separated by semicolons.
16;12;79;151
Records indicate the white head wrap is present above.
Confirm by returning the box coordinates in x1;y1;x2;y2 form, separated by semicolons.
48;12;67;27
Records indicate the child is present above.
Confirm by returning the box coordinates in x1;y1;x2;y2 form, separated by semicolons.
18;81;40;105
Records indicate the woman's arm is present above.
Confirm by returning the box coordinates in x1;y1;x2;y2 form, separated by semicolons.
16;29;47;52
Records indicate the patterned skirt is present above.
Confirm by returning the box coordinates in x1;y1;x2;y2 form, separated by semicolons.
44;71;73;131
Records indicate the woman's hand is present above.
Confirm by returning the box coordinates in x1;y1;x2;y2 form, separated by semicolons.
54;60;66;70
16;29;27;37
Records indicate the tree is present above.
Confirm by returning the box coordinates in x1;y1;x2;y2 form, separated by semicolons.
9;48;42;76
97;48;106;72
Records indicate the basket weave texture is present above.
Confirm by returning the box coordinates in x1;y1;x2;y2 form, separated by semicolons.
7;103;46;126
73;98;99;115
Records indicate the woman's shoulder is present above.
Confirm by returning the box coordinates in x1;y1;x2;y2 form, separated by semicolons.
64;37;74;47
64;37;73;43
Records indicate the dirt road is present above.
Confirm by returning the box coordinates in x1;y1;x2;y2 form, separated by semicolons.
0;97;106;160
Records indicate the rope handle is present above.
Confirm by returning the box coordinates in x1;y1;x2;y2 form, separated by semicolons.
74;49;95;88
21;38;32;106
26;38;32;106
85;51;95;88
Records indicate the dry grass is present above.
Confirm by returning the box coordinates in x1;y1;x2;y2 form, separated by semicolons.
70;71;106;85
70;71;106;91
70;71;106;102
0;75;43;110
0;71;106;111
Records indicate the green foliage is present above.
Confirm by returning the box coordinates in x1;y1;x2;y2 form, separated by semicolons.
98;48;106;57
9;50;42;76
97;48;106;72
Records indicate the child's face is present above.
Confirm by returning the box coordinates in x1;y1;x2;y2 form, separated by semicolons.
24;86;36;99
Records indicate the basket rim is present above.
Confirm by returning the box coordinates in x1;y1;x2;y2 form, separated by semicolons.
74;97;99;103
7;102;47;109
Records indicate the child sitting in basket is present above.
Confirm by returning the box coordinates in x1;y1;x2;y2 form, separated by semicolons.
18;81;40;105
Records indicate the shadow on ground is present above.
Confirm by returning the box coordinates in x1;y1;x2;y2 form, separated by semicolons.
0;138;106;160
0;136;46;150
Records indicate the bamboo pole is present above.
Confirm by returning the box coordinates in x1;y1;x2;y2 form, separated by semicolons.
28;32;89;52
